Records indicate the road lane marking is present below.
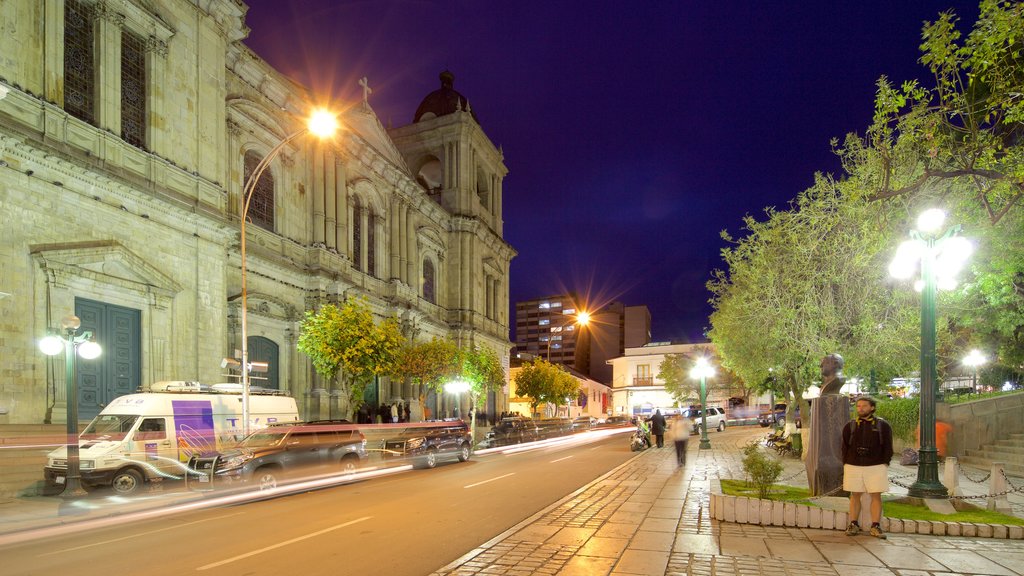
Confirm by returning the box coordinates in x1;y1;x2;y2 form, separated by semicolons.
39;512;246;556
550;455;574;463
196;516;372;571
463;473;515;489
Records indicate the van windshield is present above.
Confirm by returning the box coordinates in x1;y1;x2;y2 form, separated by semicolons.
81;415;139;441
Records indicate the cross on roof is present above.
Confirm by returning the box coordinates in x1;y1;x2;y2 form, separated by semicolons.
359;77;372;105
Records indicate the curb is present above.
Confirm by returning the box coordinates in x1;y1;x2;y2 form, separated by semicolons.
433;448;650;572
709;484;1024;540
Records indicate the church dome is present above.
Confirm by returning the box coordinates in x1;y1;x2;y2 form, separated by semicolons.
413;70;479;123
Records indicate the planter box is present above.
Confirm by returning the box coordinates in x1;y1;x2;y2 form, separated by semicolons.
711;491;1021;539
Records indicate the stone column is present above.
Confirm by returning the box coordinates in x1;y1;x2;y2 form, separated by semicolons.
397;202;407;283
324;150;336;251
312;145;326;246
806;395;850;496
406;207;417;285
389;199;400;280
334;160;347;252
360;205;369;273
95;6;123;135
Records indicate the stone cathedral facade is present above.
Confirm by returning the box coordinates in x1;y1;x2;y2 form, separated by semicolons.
0;0;514;424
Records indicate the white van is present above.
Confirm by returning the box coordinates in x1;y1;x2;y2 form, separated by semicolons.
44;381;299;495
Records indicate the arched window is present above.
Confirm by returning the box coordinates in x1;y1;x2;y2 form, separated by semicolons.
352;197;362;271
243;150;275;231
423;258;436;304
367;213;376;277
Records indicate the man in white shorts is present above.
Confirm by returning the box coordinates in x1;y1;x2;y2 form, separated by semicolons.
841;396;894;538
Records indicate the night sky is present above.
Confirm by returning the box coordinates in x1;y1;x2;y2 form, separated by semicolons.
242;0;979;342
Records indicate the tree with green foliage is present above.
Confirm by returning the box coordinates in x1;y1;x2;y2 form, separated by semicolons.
658;354;693;404
458;344;506;430
297;297;405;417
513;358;581;417
396;337;460;392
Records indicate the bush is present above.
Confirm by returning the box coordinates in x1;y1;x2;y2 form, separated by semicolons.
741;442;783;500
874;397;918;442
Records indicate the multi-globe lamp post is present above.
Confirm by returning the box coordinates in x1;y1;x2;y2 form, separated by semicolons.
239;109;338;436
689;357;715;450
888;208;972;499
39;315;102;497
962;349;986;392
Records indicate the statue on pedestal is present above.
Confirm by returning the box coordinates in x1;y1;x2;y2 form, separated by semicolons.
806;353;851;496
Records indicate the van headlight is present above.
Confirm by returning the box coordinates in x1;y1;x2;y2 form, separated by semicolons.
407;438;424;449
79;460;95;470
218;455;249;471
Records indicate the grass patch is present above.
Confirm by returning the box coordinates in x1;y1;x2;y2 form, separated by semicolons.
883;497;1024;525
720;479;1024;525
720;479;810;501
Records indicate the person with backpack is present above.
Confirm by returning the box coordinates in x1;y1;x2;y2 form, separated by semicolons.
842;396;894;539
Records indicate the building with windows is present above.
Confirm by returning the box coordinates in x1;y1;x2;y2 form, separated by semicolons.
514;295;650;385
0;0;514;424
607;341;725;416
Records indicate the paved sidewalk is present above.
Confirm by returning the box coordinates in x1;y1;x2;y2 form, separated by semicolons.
432;429;1024;576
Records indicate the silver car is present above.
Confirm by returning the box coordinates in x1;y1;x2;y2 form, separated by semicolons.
682;406;726;434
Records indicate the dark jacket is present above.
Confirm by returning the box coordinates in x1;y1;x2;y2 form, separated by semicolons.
649;412;667;435
841;416;894;466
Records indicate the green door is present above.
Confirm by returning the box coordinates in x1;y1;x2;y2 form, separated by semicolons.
75;298;141;420
247;336;280;390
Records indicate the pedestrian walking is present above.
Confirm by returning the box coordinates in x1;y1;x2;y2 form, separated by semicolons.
649;409;667;448
672;416;688;465
842;396;894;539
391;403;399;423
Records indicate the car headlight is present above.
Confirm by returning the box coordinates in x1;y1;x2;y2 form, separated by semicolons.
79;460;95;470
218;455;250;471
50;459;67;468
407;438;424;449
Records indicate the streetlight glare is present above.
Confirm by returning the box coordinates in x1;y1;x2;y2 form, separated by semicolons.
963;349;986;368
38;335;64;356
689;357;715;380
308;109;339;138
78;340;102;360
576;311;590;326
935;236;972;274
445;379;471;394
916;208;946;233
888;239;924;279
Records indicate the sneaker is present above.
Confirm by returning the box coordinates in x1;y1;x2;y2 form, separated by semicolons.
845;522;860;536
869;525;887;539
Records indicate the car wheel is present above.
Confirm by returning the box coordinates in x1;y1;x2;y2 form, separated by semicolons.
255;468;279;490
717;421;726;432
111;468;143;496
458;443;471;462
759;422;769;428
423;448;438;469
340;454;359;474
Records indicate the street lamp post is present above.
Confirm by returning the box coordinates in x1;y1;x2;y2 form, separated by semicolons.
239;109;338;436
39;314;102;497
889;208;972;499
962;349;986;392
768;367;779;432
544;310;590;362
689;357;715;450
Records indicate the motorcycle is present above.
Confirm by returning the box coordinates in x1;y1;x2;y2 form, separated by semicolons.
629;424;651;451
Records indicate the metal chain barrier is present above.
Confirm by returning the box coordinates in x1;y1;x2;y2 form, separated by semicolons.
957;461;992;483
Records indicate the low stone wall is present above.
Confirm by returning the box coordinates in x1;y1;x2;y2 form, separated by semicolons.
938;392;1024;458
709;480;1023;540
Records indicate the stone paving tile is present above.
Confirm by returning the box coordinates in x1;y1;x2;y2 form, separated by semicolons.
556;555;616;576
921;549;1018;576
548;527;596;547
766;539;827;563
674;533;718;555
720;534;771;558
612;548;671;575
641;517;680;532
814;542;885;566
832;566;898;576
596;522;641;539
577;536;629;558
865;545;948;571
628;529;676;552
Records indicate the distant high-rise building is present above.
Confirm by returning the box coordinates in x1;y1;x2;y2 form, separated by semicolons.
514;294;590;373
515;294;650;384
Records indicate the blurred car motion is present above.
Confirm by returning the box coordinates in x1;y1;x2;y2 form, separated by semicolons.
380;420;473;468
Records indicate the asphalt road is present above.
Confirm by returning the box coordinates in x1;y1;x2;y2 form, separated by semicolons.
0;428;641;576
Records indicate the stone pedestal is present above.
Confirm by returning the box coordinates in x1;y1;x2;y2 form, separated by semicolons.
806;395;850;496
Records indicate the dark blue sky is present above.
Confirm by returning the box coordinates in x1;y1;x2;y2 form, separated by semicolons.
243;0;978;342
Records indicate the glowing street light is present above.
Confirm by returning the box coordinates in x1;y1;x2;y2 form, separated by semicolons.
962;349;986;392
689;357;715;450
39;314;102;497
889;208;971;499
545;311;590;361
240;108;339;436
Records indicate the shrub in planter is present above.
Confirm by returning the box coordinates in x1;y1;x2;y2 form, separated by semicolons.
742;442;783;500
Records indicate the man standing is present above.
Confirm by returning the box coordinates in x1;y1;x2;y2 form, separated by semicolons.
842;396;894;539
649;409;667;448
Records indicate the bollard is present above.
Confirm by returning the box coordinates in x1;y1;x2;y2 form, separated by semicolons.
989;462;1012;514
944;457;962;496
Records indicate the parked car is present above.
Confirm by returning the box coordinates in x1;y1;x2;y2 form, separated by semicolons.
489;417;539;446
571;416;596;432
381;420;473;468
757;403;802;428
597;415;632;428
534;418;573;439
200;419;367;491
682;406;727;434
